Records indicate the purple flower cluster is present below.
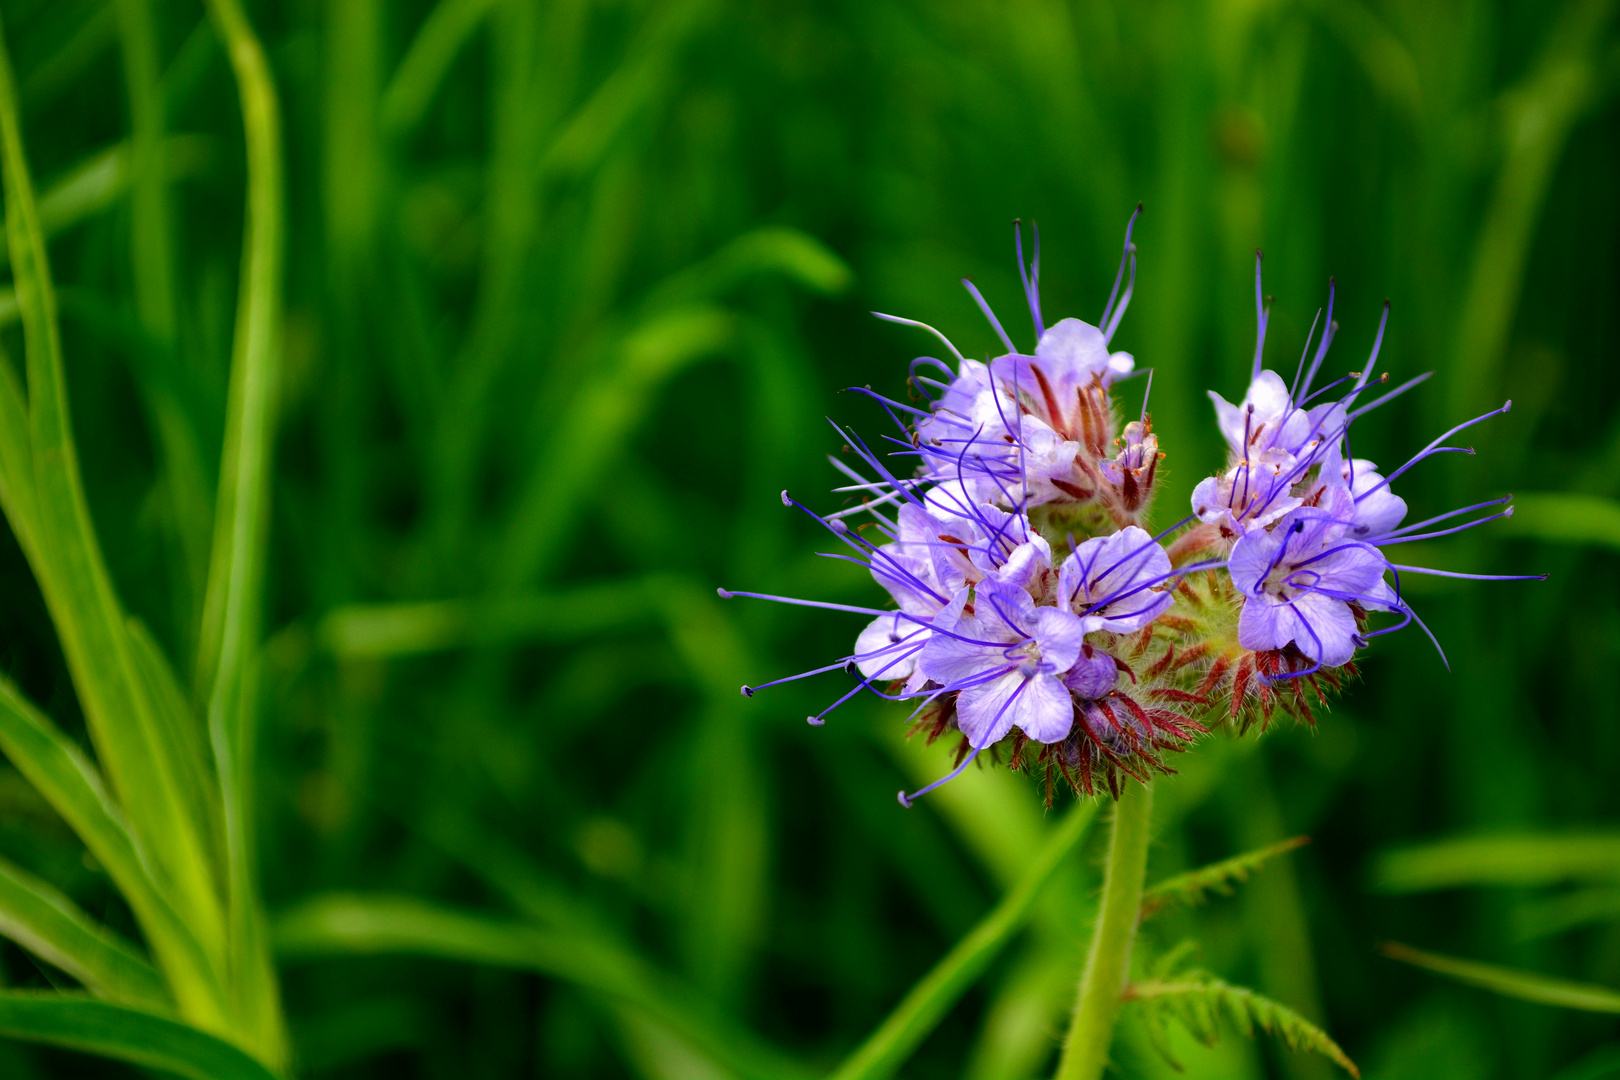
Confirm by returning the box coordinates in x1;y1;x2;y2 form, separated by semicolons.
723;219;1540;805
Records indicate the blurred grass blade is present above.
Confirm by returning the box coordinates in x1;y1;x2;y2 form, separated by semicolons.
652;578;767;1003
274;894;811;1080
124;619;221;866
643;227;853;312
317;577;657;658
1515;887;1620;941
1500;493;1620;551
1549;1044;1620;1080
0;136;216;270
381;0;501;136
1141;837;1310;918
884;723;1053;890
198;0;288;1064
0;855;170;1011
608;1003;738;1080
1305;0;1421;122
541;0;718;181
1447;0;1616;422
831;798;1100;1080
0;677;223;1027
19;4;116;107
0;993;279;1080
964;947;1078;1080
0;343;37;554
115;0;178;352
1380;942;1620;1012
117;0;213;638
1372;833;1620;891
500;307;734;586
0;9;225;973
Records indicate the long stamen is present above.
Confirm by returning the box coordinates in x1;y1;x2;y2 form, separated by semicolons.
1298;371;1359;408
1088;515;1199;592
1100;203;1143;335
1358;401;1513;501
1076;557;1225;618
781;489;947;604
1406;603;1450;669
873;311;968;365
1252;520;1306;595
844;385;933;419
1252;249;1269;380
898;745;983;808
963;279;1017;354
1354;300;1390;389
1103;242;1137;344
1385;564;1548;582
1300;278;1337;401
1346;371;1432;420
717;589;901;619
1016;220;1044;340
1374;507;1515;545
1290;308;1322;406
1381;496;1513;538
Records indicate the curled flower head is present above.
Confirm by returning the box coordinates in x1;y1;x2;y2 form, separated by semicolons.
726;225;1540;810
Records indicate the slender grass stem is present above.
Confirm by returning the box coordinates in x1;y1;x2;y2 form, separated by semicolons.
1055;782;1153;1080
199;0;287;1067
831;796;1100;1080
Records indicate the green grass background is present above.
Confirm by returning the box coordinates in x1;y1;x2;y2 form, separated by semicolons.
0;0;1616;1076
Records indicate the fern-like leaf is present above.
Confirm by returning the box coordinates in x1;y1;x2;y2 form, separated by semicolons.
1128;971;1359;1077
1140;837;1309;918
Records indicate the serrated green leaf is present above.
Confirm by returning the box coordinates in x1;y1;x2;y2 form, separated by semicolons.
1141;836;1309;917
0;855;169;1011
1129;972;1358;1076
1380;942;1620;1013
0;992;278;1080
1372;833;1620;892
274;894;810;1080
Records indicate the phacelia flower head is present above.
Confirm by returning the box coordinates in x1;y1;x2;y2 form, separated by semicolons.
723;223;1541;808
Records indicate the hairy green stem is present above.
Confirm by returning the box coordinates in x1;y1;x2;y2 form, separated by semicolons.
1055;782;1153;1080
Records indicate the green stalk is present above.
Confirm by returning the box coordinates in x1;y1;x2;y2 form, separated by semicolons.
198;0;287;1067
1055;782;1153;1080
832;797;1099;1080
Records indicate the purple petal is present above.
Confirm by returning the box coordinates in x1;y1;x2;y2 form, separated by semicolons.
1031;606;1086;673
855;613;922;679
1063;648;1118;699
957;670;1073;747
